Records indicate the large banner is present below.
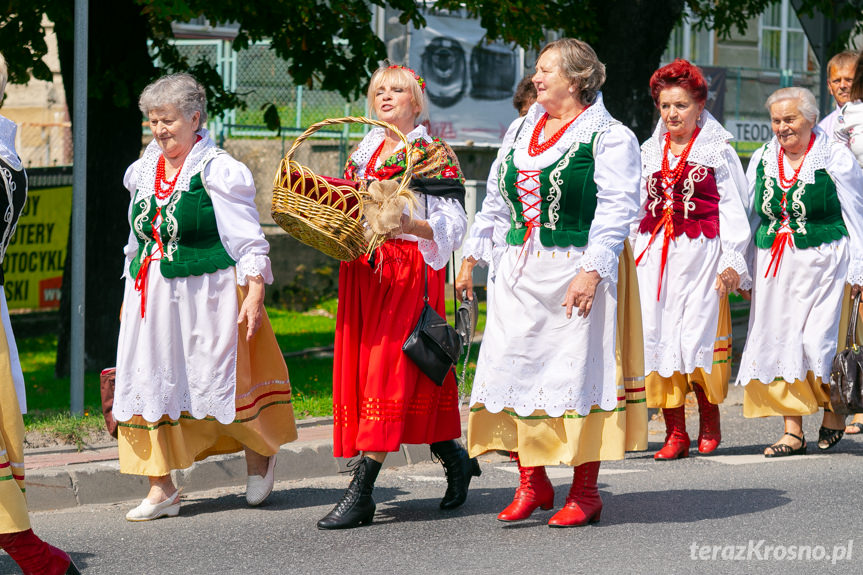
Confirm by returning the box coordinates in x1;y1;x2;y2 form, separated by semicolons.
405;7;524;143
3;167;71;310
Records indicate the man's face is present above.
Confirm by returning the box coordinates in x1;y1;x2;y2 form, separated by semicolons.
828;63;855;107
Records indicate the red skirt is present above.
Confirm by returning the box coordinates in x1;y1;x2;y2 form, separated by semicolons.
333;240;461;457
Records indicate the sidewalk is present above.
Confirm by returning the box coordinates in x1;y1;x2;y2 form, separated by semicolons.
23;409;469;512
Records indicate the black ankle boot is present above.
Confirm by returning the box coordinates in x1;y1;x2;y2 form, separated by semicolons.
430;439;482;510
317;456;382;529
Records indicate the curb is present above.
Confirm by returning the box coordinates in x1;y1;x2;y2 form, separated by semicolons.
23;415;465;512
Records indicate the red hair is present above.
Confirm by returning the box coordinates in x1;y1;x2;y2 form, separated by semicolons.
649;59;708;107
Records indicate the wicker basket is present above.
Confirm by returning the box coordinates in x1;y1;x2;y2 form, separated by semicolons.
272;116;415;261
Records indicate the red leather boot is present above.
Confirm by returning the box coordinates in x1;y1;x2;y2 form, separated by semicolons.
654;405;690;460
497;455;554;522
0;529;79;575
548;461;602;527
694;384;721;454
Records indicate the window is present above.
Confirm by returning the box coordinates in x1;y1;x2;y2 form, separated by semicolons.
662;11;714;65
759;0;808;72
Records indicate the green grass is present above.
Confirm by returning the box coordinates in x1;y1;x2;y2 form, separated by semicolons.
19;298;487;430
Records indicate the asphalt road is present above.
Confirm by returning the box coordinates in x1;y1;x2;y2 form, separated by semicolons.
5;402;863;575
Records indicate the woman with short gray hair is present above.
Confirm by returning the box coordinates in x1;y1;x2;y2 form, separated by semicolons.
736;86;863;456
114;73;297;520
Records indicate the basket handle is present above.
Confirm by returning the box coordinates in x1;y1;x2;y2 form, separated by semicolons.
283;116;415;191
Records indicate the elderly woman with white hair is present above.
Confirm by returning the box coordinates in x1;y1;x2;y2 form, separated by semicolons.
467;38;646;528
114;73;297;521
0;52;81;575
737;86;863;457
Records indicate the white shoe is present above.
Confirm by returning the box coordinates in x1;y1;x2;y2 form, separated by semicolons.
246;455;277;506
125;492;180;521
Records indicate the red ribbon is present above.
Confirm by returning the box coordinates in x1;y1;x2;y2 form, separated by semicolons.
636;212;675;301
134;207;165;318
511;169;542;275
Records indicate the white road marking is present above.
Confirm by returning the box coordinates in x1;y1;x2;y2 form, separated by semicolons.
405;475;447;482
707;454;828;465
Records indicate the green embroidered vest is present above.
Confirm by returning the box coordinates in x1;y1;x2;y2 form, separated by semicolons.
499;133;599;248
754;152;848;250
129;171;235;279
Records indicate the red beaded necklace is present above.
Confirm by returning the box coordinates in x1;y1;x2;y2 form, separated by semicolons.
528;107;589;157
155;155;183;200
777;133;815;188
660;127;700;189
364;140;387;180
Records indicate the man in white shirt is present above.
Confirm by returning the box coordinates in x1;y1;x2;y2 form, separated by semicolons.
818;51;857;137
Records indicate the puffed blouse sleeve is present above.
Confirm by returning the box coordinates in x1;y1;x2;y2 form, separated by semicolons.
828;142;863;285
416;193;467;270
581;123;642;283
121;160;142;279
204;153;274;285
715;145;752;285
461;158;504;267
741;144;768;289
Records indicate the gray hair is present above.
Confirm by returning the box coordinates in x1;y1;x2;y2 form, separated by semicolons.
539;38;606;106
139;73;208;129
765;87;819;125
0;52;7;100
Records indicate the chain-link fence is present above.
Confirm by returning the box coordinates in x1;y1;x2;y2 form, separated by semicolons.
17;119;72;169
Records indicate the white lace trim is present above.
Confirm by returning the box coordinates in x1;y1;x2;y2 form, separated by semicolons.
350;124;433;178
114;363;239;425
645;343;717;377
0;116;22;170
418;213;458;271
717;250;748;277
736;357;829;387
581;243;618;283
641;111;733;175
848;258;863;286
462;236;493;268
761;129;830;187
512;93;617;169
135;129;222;201
236;253;273;286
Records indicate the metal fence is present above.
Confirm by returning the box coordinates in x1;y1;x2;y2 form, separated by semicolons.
18;39;829;168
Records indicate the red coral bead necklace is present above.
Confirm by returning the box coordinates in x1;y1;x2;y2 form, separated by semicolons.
528;106;590;157
777;133;815;188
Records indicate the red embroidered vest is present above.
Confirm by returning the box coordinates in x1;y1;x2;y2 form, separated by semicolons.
638;163;719;239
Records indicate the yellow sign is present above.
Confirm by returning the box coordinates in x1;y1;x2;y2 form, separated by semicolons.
3;186;72;309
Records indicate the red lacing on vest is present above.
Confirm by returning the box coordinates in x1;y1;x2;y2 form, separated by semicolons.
134;206;165;318
512;169;542;273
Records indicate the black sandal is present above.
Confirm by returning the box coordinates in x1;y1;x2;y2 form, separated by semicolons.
846;422;863;435
817;426;844;451
764;432;807;458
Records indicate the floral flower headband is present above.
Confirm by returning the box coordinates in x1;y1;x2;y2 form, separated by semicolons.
388;65;426;93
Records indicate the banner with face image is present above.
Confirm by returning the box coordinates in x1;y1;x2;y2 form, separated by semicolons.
399;7;525;144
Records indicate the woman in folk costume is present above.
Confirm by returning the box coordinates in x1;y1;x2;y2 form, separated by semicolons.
0;53;81;574
114;74;296;521
319;65;475;530
634;59;751;460
736;86;863;456
467;38;647;528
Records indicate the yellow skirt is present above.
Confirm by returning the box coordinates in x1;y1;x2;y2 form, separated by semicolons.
468;242;648;468
118;292;297;476
743;286;862;418
0;316;30;534
646;297;732;408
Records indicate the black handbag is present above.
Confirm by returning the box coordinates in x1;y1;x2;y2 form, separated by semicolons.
403;262;463;386
830;294;863;414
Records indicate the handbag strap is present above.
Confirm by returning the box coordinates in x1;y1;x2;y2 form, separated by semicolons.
422;194;429;302
848;293;862;349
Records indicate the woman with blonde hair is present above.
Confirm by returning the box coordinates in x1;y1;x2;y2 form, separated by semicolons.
319;64;474;530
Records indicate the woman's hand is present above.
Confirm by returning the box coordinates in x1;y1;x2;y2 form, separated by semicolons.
852;284;862;298
398;214;435;240
238;275;265;341
456;257;477;301
714;267;740;299
562;269;601;319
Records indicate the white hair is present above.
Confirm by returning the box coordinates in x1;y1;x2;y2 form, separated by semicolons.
765;87;819;125
138;73;208;129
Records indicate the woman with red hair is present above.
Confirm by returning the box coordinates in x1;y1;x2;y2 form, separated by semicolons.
634;59;751;460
